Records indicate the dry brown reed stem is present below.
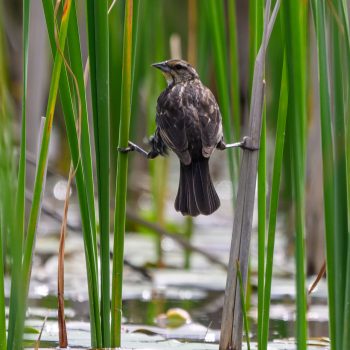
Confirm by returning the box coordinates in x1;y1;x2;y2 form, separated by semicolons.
219;1;281;349
54;0;83;346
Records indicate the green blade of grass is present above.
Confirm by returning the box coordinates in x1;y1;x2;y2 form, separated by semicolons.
250;0;265;345
184;216;194;269
344;243;350;350
108;0;123;197
94;3;111;341
8;0;31;346
16;0;30;258
261;56;288;350
257;114;266;345
0;159;15;350
197;4;210;78
329;2;349;348
337;2;350;347
290;113;307;350
310;2;337;349
131;0;140;103
282;1;308;348
0;110;11;348
344;200;350;349
0;221;5;350
111;0;133;346
228;0;241;140
85;0;111;344
249;0;264;91
67;2;98;265
0;6;15;348
17;3;73;347
143;0;168;265
153;20;168;265
205;0;236;188
42;0;102;346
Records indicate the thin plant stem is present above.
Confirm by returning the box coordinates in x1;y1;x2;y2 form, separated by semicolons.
184;216;193;269
16;0;30;257
0;222;5;350
340;1;350;347
91;0;111;344
219;1;281;348
56;10;83;343
252;0;265;345
228;0;241;140
68;2;98;266
257;114;266;345
261;57;288;350
283;1;308;347
57;166;73;348
85;0;111;344
330;2;349;348
42;1;101;345
236;260;250;350
16;2;73;348
311;1;337;348
206;0;236;188
111;0;133;346
8;0;30;346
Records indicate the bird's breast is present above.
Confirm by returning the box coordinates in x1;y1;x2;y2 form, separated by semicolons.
156;80;218;160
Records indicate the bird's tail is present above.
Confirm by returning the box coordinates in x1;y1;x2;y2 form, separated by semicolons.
175;158;220;216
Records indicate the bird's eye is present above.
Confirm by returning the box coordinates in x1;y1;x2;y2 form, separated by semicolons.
174;64;183;70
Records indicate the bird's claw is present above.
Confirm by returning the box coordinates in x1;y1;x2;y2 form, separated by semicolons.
117;141;136;153
239;136;259;151
219;136;259;151
118;141;152;158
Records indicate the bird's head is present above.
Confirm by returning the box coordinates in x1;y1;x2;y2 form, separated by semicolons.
152;59;199;86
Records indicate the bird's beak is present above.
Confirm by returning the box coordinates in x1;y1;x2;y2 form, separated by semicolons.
152;61;170;72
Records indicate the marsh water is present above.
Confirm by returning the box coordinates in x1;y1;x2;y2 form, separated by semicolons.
21;174;329;349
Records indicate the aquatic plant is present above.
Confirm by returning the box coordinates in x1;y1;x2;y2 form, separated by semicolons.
0;0;349;349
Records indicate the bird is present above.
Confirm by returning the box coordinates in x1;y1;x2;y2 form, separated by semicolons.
120;59;251;216
150;59;224;216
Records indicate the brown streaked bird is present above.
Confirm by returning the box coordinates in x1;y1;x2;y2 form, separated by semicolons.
151;59;224;216
120;59;246;216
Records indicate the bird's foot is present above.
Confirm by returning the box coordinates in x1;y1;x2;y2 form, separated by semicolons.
219;136;259;151
237;136;259;151
118;141;157;159
117;141;136;153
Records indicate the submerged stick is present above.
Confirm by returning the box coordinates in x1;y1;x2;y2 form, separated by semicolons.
219;1;280;349
308;260;326;295
34;316;48;350
126;209;228;270
57;165;72;348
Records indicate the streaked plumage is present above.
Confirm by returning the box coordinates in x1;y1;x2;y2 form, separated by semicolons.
152;59;223;216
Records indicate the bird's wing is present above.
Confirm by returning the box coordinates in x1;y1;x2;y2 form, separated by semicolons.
156;108;192;165
198;87;223;158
